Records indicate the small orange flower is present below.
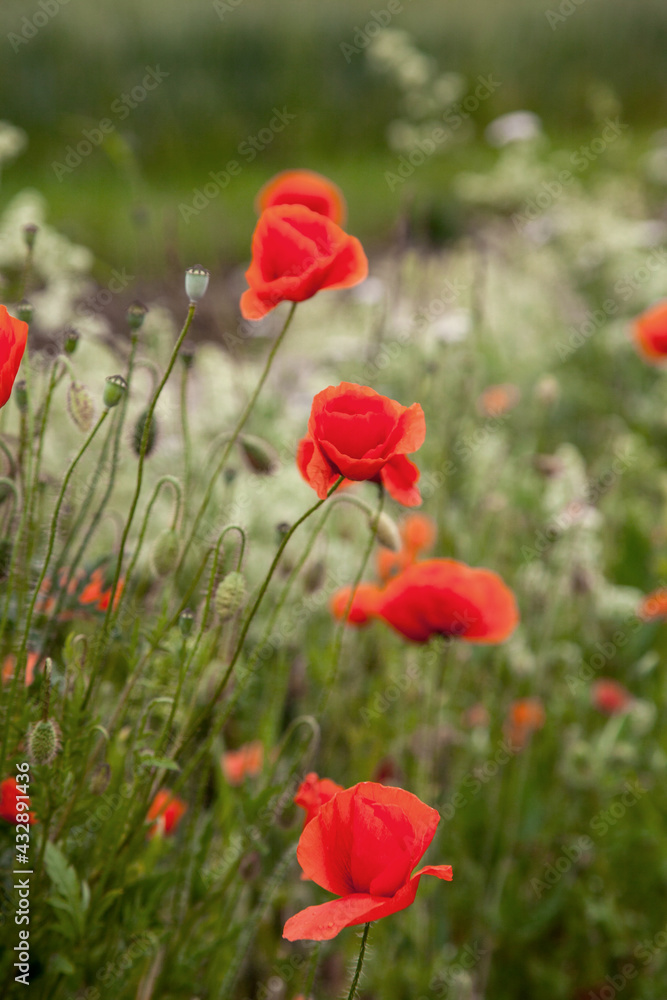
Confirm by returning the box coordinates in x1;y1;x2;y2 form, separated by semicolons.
633;300;667;363
146;790;187;838
505;697;545;748
256;169;346;225
638;588;667;622
591;679;633;715
477;383;521;418
294;772;343;828
221;741;264;785
2;652;40;687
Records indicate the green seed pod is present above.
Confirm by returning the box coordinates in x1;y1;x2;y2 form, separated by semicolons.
374;511;402;552
179;608;195;637
103;374;127;409
27;719;62;766
185;265;210;303
214;571;246;622
67;381;95;432
17;299;33;324
63;327;80;355
133;408;157;457
127;300;148;333
152;528;180;577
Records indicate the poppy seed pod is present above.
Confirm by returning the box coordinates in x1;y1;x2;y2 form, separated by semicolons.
16;300;33;325
27;718;62;766
133;408;157;457
214;571;246;621
179;608;195;637
126;301;148;333
238;435;278;475
103;374;127;409
185;265;210;303
63;327;80;355
152;528;180;577
67;382;95;432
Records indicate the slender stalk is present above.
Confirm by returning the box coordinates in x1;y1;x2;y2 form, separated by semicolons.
180;361;192;505
92;303;197;668
176;301;297;573
347;923;371;1000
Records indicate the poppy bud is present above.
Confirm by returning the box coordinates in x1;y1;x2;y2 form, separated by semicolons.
152;528;180;577
303;559;325;593
133;408;157;457
185;265;210;303
214;571;246;621
103;374;127;409
127;301;148;333
63;327;79;355
179;608;195;637
14;380;27;412
17;300;33;325
27;718;62;766
238;435;278;475
89;762;111;795
22;224;38;251
374;511;401;552
67;381;95;432
223;466;237;485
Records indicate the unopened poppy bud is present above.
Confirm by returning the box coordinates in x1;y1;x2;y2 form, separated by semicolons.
17;299;33;325
152;528;180;577
67;381;95;432
180;342;195;369
223;466;237;485
304;559;325;593
276;522;290;540
89;762;111;795
374;511;401;551
27;718;62;766
14;380;27;412
63;327;79;355
179;608;195;637
214;571;246;621
103;374;127;409
127;301;148;333
22;224;38;251
185;265;210;303
238;435;278;475
133;408;157;457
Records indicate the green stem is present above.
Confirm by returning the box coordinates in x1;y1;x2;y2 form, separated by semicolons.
180;361;192;507
176;301;297;573
347;923;371;1000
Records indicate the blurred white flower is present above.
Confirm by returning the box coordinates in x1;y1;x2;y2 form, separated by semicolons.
0;121;27;167
485;111;543;148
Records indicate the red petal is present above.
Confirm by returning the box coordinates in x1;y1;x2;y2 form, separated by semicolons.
380;455;422;507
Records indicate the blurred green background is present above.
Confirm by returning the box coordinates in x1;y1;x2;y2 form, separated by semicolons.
1;0;666;274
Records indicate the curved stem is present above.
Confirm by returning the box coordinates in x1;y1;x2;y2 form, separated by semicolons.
177;301;297;573
347;923;371;1000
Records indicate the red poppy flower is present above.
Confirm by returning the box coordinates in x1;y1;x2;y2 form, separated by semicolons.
221;741;264;785
330;582;383;626
505;697;545;748
2;652;40;687
633;300;667;362
78;568;124;612
374;559;519;644
638;588;667;621
283;781;452;941
240;205;367;320
294;772;343;828
146;790;187;838
0;305;28;409
256;170;346;225
591;679;633;715
377;512;436;581
0;777;36;825
297;383;425;507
